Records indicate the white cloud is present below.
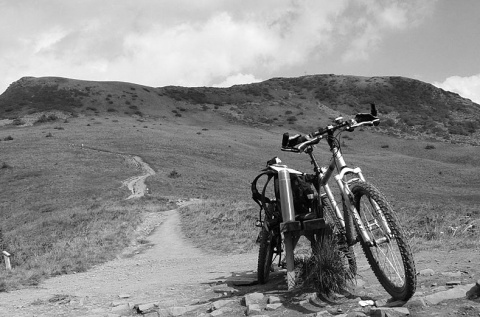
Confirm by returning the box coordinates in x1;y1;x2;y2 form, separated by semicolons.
340;0;437;62
213;74;262;88
434;74;480;105
0;0;437;93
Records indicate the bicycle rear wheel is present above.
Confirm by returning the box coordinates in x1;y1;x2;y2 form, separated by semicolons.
257;227;279;284
349;180;416;301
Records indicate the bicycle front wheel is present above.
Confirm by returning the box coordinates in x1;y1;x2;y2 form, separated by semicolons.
349;181;416;301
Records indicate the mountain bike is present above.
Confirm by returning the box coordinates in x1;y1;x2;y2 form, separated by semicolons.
251;105;417;301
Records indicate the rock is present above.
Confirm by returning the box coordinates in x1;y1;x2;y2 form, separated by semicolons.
144;312;159;317
210;310;224;316
243;292;265;307
466;284;480;299
370;307;410;317
168;306;191;316
405;297;427;309
266;303;282;310
212;284;237;296
315;311;333;316
446;280;461;286
441;271;462;277
136;302;158;314
347;312;367;317
212;299;235;310
267;295;281;304
111;303;132;316
419;268;435;276
424;283;475;305
118;294;131;299
246;303;262;315
359;300;375;307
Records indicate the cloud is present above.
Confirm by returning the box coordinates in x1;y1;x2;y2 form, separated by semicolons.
340;0;437;62
0;0;437;93
213;73;262;88
434;74;480;105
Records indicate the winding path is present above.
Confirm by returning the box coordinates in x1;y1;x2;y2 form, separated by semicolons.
0;203;257;316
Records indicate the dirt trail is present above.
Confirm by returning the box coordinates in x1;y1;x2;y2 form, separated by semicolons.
121;155;155;199
0;202;257;316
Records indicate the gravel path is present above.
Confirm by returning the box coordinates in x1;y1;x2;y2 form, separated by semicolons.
0;204;257;316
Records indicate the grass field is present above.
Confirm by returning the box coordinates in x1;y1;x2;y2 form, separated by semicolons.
1;108;479;291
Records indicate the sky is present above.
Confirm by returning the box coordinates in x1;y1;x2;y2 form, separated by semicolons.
1;0;479;104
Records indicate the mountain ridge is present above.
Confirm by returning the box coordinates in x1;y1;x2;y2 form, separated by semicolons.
1;74;479;144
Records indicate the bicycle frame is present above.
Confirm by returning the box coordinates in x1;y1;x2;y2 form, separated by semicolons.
307;136;391;247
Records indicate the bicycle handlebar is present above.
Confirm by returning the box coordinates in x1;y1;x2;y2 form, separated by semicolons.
282;104;380;152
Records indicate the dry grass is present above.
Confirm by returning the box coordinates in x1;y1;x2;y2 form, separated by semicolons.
1;103;479;292
178;199;259;253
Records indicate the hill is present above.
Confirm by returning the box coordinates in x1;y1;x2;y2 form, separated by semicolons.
0;75;479;291
1;75;480;144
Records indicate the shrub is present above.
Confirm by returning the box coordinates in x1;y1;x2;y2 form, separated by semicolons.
107;108;117;112
45;132;53;138
425;144;435;150
1;162;11;169
168;170;181;178
381;144;389;148
4;135;13;141
12;118;24;125
295;226;354;296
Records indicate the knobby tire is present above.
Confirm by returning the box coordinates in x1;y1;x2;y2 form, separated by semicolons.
349;180;417;301
257;227;275;284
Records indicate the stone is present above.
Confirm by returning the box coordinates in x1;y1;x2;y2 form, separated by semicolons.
315;311;333;316
347;312;367;317
419;268;435;276
143;313;159;317
243;292;265;307
424;283;475;305
111;303;132;316
118;294;131;299
405;297;427;309
246;303;262;315
136;302;158;314
370;307;410;317
441;271;462;277
212;299;235;310
210;310;224;316
212;285;237;296
265;303;282;310
267;295;281;304
446;280;461;286
466;284;480;299
168;306;191;316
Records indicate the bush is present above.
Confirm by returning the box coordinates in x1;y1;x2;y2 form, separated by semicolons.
12;118;24;125
1;162;11;169
425;144;435;150
381;144;389;148
168;170;181;178
4;135;13;141
45;133;53;138
295;226;354;296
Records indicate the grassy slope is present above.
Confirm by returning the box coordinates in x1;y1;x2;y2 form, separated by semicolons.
0;76;479;291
